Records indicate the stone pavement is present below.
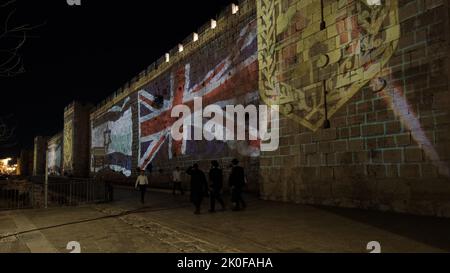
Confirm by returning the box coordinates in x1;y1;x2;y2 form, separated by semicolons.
1;188;450;253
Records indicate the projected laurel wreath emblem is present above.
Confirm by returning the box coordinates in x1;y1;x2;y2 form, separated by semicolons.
63;120;73;172
257;0;400;131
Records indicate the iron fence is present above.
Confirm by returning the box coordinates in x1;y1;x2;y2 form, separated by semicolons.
0;181;33;210
0;178;106;211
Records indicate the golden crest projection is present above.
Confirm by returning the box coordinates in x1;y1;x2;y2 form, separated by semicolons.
63;120;73;172
257;0;400;131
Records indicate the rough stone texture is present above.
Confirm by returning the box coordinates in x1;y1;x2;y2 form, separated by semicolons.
32;136;47;176
63;102;92;177
89;0;260;193
36;0;450;218
46;133;63;176
259;0;450;218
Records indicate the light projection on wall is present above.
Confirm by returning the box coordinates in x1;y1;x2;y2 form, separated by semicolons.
63;120;73;174
47;137;62;176
257;0;449;176
371;76;450;177
257;0;400;131
91;97;133;177
138;21;259;170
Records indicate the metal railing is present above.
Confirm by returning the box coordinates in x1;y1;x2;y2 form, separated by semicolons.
0;178;106;210
0;181;33;210
35;179;106;208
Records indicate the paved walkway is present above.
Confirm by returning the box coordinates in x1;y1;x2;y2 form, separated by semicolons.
1;188;450;253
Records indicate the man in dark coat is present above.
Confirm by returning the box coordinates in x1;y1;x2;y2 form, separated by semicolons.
229;159;247;211
208;160;226;213
186;164;208;214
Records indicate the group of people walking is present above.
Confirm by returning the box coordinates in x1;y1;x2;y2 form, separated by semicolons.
135;159;247;214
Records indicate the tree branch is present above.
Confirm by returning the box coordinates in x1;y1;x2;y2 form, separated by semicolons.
0;0;44;77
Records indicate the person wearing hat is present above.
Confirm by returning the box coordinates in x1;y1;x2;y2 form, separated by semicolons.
228;159;247;211
135;169;149;204
186;163;208;214
208;160;226;213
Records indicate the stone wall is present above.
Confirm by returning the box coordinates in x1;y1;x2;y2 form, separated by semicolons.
89;0;260;192
63;102;92;177
258;0;450;217
46;132;63;176
32;136;47;176
37;0;450;217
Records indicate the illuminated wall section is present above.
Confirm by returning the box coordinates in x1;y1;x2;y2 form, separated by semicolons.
63;102;92;177
91;97;133;177
47;133;63;176
137;20;259;171
63;111;74;174
89;1;259;189
258;0;400;131
257;0;450;217
86;0;450;216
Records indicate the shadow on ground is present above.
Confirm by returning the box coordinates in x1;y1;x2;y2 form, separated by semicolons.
315;205;450;252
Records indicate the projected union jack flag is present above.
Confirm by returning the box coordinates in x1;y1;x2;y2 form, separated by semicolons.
138;21;259;170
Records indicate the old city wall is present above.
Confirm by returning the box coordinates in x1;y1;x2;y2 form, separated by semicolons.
258;0;450;217
34;0;450;217
89;1;260;191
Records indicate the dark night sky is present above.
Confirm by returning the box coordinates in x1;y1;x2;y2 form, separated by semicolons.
0;0;235;157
